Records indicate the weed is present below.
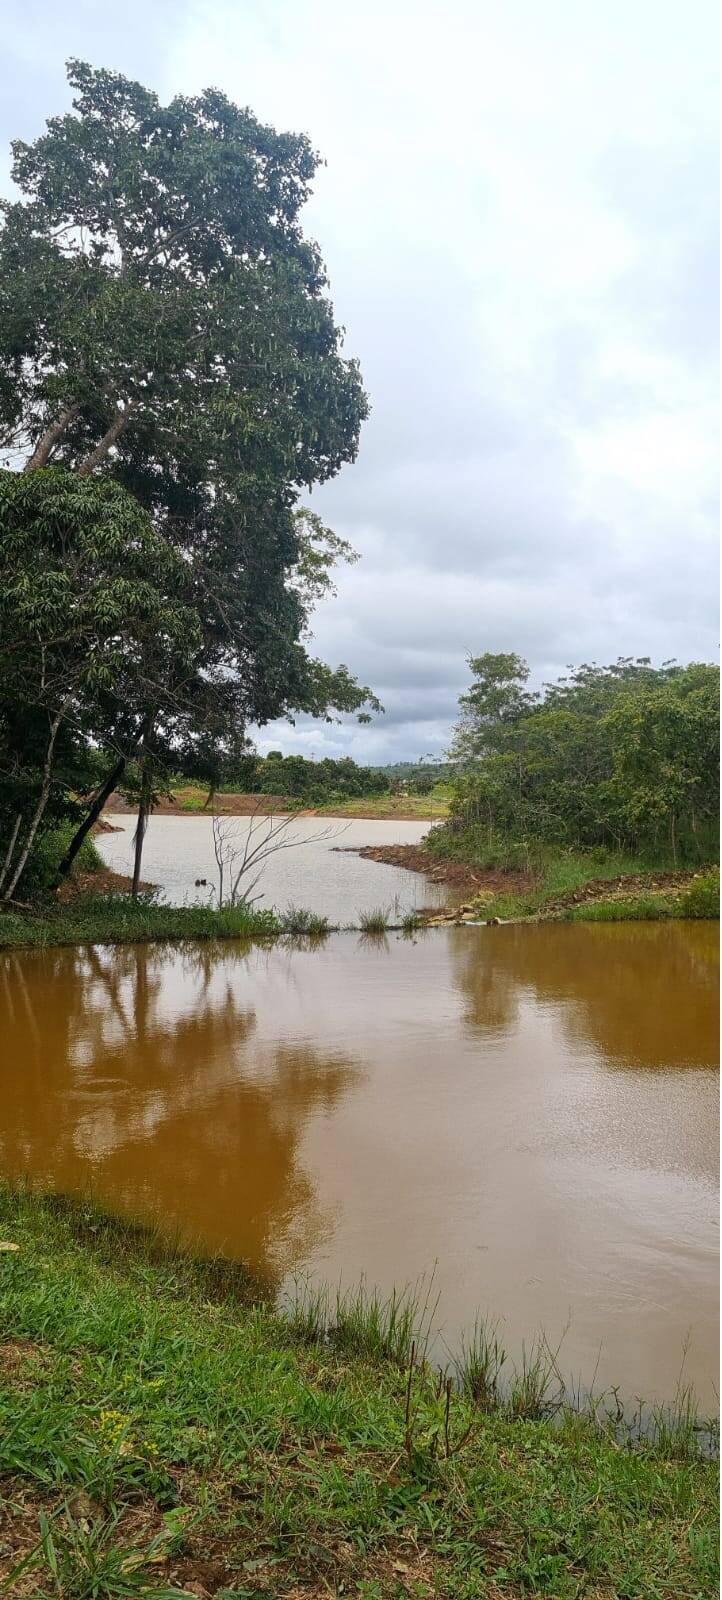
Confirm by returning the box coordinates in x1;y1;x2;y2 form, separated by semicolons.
681;866;720;919
279;903;331;936
358;906;390;934
455;1315;507;1410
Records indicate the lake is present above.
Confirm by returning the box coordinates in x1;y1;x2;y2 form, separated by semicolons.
1;916;718;1408
97;813;450;921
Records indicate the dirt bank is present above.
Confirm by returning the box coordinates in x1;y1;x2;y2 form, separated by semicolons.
339;842;533;897
103;790;445;821
542;868;698;914
57;867;153;901
343;846;700;917
103;791;294;817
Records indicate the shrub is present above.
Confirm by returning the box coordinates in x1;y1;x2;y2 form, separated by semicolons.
681;867;720;919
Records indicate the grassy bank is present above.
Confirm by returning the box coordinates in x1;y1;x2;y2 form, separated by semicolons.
0;1188;717;1599
425;826;720;923
0;896;280;950
137;781;451;821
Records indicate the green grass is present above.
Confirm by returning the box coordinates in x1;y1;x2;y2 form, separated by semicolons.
564;868;721;924
0;1187;717;1598
427;827;720;923
278;904;332;937
358;906;391;934
163;781;451;819
0;894;280;950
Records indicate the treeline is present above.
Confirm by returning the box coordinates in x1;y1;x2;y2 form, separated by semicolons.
216;752;389;803
440;653;719;865
168;753;452;804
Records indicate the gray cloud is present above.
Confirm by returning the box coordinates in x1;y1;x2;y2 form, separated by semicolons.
1;0;718;762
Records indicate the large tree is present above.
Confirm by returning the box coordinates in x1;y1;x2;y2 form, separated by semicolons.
0;62;378;888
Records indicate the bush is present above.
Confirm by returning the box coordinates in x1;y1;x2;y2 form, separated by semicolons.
20;822;103;895
681;867;720;919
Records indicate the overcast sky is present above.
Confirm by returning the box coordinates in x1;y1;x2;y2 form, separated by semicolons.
2;0;719;762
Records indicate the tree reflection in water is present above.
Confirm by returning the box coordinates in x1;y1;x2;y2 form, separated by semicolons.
0;941;362;1289
449;920;718;1072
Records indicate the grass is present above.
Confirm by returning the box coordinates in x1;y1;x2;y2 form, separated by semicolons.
162;781;451;820
278;904;332;937
358;906;391;934
284;1276;438;1366
0;894;280;950
0;1187;717;1599
0;894;429;949
426;826;720;923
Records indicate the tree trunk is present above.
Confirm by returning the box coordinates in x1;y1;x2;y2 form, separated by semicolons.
51;755;127;888
24;405;80;471
77;400;138;475
131;780;151;899
131;719;155;899
0;813;22;895
3;711;63;900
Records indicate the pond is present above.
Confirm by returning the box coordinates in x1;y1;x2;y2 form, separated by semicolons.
1;919;718;1407
97;814;450;921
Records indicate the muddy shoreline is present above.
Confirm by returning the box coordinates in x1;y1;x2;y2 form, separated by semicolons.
336;842;532;898
338;844;701;917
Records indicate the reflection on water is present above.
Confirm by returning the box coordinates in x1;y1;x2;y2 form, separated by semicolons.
1;921;718;1405
1;942;359;1283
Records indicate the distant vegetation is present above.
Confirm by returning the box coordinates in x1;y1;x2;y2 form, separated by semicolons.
431;653;719;871
161;752;454;808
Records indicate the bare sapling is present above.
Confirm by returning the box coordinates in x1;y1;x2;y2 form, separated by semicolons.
209;801;347;909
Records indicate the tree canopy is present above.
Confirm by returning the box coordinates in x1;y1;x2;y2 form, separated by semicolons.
447;653;719;864
0;61;379;893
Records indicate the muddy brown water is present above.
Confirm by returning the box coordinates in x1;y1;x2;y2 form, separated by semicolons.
1;921;718;1407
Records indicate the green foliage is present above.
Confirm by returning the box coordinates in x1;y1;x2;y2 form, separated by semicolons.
20;823;103;896
1;59;367;493
279;904;331;935
253;751;390;801
443;653;719;864
0;61;380;892
0;467;200;893
681;866;720;918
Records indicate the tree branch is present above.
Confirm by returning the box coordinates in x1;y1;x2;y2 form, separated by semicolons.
77;399;139;475
24;405;81;472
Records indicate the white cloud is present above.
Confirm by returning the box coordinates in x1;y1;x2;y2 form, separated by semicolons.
1;0;718;759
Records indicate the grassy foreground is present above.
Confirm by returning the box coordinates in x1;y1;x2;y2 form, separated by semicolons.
0;1190;717;1599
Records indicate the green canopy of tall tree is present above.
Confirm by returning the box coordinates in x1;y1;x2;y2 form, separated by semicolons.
0;61;378;890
